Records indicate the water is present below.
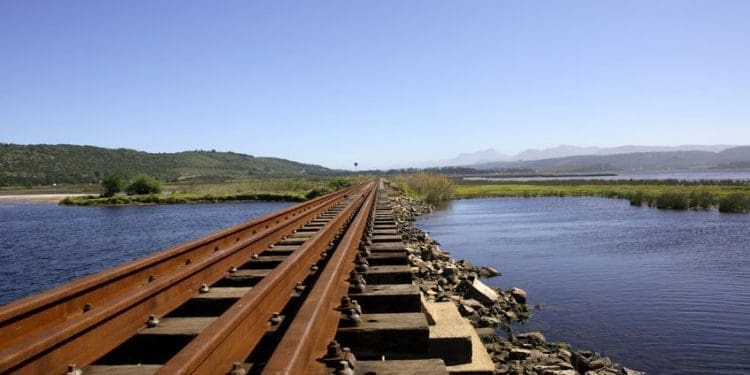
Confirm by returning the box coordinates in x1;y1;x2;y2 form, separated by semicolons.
418;197;750;375
465;170;750;182
0;201;293;305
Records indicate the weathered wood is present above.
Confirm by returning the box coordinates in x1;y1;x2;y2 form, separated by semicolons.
364;265;413;284
169;287;252;317
335;313;429;360
138;317;216;336
191;286;252;300
354;359;448;375
84;364;162;375
218;269;271;286
277;237;307;246
348;284;421;313
370;242;407;252
372;228;399;235
244;255;287;268
366;251;408;266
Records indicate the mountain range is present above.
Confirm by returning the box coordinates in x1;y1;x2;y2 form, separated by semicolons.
437;144;736;166
0;144;337;186
471;146;750;173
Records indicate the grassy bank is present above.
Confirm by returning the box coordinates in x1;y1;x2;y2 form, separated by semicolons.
455;180;750;213
60;192;307;205
61;177;368;206
390;173;455;204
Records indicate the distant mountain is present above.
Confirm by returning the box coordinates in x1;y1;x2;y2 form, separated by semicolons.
514;145;600;161
0;144;337;186
440;144;736;166
436;148;510;166
472;146;750;173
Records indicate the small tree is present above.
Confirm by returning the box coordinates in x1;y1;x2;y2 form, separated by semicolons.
126;174;163;195
100;172;126;197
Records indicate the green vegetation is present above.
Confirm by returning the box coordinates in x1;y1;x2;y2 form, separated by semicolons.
100;172;126;197
718;193;750;213
392;172;455;204
0;143;339;187
455;180;750;213
125;174;163;195
61;176;368;206
61;192;306;206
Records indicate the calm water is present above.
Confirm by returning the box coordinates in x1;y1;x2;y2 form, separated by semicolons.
418;197;750;375
0;201;292;305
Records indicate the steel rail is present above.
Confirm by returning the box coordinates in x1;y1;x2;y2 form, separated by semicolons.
156;181;378;374
0;185;356;347
262;182;378;374
0;184;364;374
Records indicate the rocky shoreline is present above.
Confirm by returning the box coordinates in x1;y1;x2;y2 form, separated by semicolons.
386;185;643;375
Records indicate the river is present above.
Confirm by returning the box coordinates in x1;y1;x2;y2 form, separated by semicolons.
417;197;750;375
0;201;293;305
1;198;748;374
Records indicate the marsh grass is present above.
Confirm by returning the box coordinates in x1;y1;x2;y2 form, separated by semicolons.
60;176;368;206
392;173;455;204
455;180;750;212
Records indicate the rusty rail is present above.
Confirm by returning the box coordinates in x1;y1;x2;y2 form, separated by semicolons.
156;181;378;374
0;183;366;374
262;180;378;374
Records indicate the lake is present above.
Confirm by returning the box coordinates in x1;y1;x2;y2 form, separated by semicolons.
417;197;750;375
0;201;293;305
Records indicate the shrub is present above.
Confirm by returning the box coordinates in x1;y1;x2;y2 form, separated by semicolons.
629;192;644;206
655;192;689;210
100;172;126;197
328;177;355;190
718;193;750;213
126;174;163;195
394;172;455;204
689;191;714;210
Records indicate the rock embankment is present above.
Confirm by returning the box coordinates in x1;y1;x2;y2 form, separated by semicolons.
387;188;643;375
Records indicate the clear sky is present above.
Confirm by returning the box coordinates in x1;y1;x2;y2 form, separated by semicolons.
1;1;748;169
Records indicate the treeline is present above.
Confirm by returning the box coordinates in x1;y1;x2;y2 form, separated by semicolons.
0;144;339;186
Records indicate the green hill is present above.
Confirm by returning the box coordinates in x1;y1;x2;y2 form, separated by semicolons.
0;144;338;186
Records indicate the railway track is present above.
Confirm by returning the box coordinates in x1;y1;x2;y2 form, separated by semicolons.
0;181;466;374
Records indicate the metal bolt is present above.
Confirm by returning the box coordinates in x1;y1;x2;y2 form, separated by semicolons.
270;312;283;325
229;266;238;273
251;253;259;259
294;282;305;293
66;364;82;375
320;251;328;258
325;340;343;359
354;254;369;272
351;299;362;315
310;264;319;272
146;314;159;327
338;296;352;310
334;360;354;375
199;284;210;293
349;273;366;293
229;362;247;375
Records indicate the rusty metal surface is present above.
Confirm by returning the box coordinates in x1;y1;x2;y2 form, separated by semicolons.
262;182;377;375
155;182;377;374
0;184;363;374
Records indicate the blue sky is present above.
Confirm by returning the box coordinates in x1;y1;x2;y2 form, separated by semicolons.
1;1;748;169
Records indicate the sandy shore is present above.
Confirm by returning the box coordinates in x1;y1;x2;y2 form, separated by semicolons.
0;194;90;203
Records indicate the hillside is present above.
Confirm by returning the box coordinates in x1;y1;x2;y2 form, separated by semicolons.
472;146;750;173
0;144;337;186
